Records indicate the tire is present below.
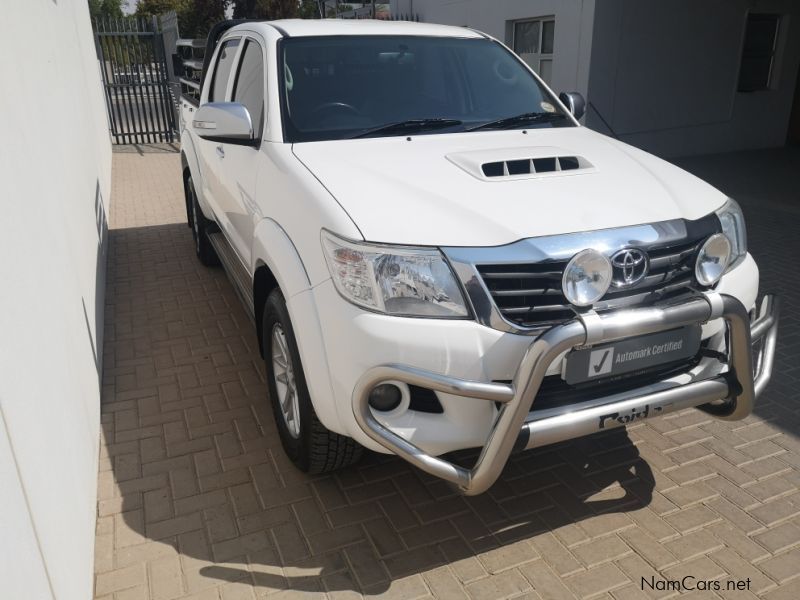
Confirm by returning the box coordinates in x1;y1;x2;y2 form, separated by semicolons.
263;289;363;474
187;175;219;267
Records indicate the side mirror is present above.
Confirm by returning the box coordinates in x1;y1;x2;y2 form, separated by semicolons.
558;92;586;121
193;102;256;145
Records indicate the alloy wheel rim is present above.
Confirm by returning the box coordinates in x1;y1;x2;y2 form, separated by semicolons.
271;323;300;438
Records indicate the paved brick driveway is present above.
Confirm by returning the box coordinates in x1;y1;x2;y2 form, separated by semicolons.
95;146;800;600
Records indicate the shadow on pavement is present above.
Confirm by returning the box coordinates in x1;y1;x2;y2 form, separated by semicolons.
195;431;654;593
673;147;800;440
103;222;655;595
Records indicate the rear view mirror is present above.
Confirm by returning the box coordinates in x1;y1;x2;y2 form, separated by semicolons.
559;92;586;121
192;102;256;145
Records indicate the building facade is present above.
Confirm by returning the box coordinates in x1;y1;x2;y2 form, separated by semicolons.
0;2;112;599
391;0;800;157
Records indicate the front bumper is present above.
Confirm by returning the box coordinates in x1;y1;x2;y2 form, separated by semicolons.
351;292;779;496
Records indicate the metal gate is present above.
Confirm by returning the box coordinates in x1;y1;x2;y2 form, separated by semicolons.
94;16;177;144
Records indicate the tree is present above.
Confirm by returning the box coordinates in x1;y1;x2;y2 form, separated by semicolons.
135;0;189;19
232;0;320;19
136;0;228;38
232;0;256;18
297;0;321;19
88;0;126;20
180;0;228;38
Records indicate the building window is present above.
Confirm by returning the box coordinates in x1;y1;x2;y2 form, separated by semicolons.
512;18;555;84
738;13;780;92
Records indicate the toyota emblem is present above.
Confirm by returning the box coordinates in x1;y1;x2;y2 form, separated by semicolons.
610;248;648;287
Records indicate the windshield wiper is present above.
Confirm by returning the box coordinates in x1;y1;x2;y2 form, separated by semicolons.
348;118;462;139
465;112;566;132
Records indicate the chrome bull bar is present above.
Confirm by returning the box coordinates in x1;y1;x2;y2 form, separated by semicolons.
351;292;780;496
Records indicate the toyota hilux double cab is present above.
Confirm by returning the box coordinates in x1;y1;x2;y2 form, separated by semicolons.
179;19;779;495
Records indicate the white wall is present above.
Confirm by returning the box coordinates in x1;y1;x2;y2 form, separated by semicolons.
391;0;597;97
393;0;800;157
587;0;800;156
0;1;112;599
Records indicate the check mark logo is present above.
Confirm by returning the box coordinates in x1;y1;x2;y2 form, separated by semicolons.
593;350;611;374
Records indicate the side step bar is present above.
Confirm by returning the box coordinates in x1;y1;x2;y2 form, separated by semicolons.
207;232;255;321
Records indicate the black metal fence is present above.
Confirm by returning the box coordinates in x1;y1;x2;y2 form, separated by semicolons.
159;11;182;115
94;16;177;144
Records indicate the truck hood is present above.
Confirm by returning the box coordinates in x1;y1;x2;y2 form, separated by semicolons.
292;127;728;247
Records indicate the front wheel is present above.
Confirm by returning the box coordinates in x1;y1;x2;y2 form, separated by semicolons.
263;289;363;473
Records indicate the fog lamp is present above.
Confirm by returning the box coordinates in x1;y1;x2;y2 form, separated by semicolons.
695;233;732;287
562;249;612;307
368;384;402;412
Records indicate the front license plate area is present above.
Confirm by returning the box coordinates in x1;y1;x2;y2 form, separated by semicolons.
563;326;702;386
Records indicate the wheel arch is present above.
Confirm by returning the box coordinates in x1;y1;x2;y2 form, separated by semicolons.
180;152;192;228
253;261;279;358
251;219;346;436
180;134;212;222
251;218;312;357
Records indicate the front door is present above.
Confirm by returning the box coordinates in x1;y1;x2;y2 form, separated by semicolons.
195;37;241;231
213;36;267;269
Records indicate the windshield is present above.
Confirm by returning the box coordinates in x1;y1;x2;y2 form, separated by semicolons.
280;35;573;142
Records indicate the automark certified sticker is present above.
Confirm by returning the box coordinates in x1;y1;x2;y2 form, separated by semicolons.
540;101;556;113
563;326;701;385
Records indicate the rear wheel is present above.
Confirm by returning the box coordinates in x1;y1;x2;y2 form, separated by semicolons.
187;175;219;266
263;289;363;473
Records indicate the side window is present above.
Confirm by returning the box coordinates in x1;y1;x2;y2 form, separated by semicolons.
209;38;240;102
232;40;265;136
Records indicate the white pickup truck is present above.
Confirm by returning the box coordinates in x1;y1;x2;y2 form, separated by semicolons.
179;19;779;495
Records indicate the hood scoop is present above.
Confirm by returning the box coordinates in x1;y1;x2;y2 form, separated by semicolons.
446;146;595;181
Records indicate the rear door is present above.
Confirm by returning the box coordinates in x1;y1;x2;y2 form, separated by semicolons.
195;36;241;225
213;36;266;268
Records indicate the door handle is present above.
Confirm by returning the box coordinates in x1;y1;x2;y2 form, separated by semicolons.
216;145;225;159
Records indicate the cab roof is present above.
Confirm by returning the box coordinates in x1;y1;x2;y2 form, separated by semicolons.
240;18;485;39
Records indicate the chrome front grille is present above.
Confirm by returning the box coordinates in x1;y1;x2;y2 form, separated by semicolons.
477;262;573;326
442;215;722;333
474;234;713;329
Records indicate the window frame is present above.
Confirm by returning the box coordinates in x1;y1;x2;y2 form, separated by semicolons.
206;36;243;104
737;12;781;93
231;35;267;142
511;16;555;85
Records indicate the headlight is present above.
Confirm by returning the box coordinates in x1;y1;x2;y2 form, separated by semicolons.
715;198;747;270
562;249;612;307
695;233;732;286
321;231;469;318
